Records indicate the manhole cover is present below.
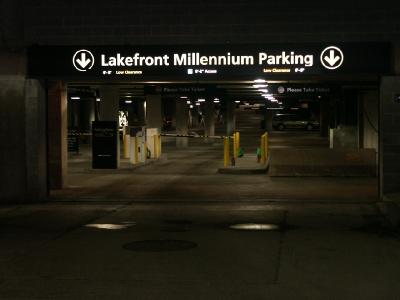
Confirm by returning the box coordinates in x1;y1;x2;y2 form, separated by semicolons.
123;239;197;252
161;227;188;232
164;220;193;225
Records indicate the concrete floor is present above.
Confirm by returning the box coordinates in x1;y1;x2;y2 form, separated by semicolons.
53;109;377;201
0;202;399;299
1;111;387;299
54;131;377;202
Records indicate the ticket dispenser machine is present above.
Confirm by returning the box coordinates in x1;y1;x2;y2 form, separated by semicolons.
146;128;160;159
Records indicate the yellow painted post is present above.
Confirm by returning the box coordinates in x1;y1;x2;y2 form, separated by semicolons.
134;136;139;163
260;134;265;164
264;132;269;161
144;141;147;161
123;134;130;158
236;131;240;153
224;137;230;167
158;134;162;158
233;132;238;159
153;135;157;158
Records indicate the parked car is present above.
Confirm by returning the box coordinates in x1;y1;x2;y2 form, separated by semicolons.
272;114;320;131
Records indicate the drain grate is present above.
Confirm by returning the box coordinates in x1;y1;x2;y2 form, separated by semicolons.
123;239;197;252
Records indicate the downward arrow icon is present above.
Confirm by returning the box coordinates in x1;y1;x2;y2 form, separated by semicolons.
324;50;340;66
320;46;344;70
76;53;91;68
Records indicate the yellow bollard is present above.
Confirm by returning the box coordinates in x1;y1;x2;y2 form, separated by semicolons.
236;131;240;153
260;134;265;164
158;134;162;158
156;134;160;158
134;136;139;163
144;141;147;161
233;132;239;159
264;132;269;161
153;135;157;158
260;132;268;164
123;134;130;158
224;137;230;167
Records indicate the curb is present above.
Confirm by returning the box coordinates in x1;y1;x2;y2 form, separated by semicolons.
217;160;270;175
217;165;269;174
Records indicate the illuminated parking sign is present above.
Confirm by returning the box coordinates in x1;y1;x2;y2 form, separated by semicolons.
72;49;95;72
28;43;390;80
320;46;344;70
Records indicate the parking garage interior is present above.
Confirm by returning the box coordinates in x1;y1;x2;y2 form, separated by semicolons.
46;79;380;201
22;43;390;201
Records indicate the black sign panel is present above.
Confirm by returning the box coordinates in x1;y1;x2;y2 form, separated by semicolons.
27;43;390;80
92;121;118;169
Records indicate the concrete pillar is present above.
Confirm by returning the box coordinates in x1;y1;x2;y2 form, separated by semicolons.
137;99;146;126
265;110;274;133
0;77;26;201
226;99;236;136
319;97;330;137
79;99;95;132
359;90;379;151
48;81;68;189
0;75;47;202
68;100;79;128
176;98;189;147
392;42;400;75
127;104;135;126
331;91;359;149
146;94;162;130
99;86;120;167
99;86;119;122
25;79;47;200
204;99;215;137
191;109;200;128
380;77;400;197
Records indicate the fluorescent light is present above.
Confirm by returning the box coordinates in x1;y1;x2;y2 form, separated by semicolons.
96;98;101;102
214;100;220;103
214;98;219;101
71;96;80;100
235;100;240;103
125;100;133;104
85;223;134;230
190;105;194;108
229;223;279;231
195;103;200;106
258;89;269;93
125;95;133;98
253;84;268;88
180;96;188;99
186;101;191;104
198;98;206;102
253;79;266;83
